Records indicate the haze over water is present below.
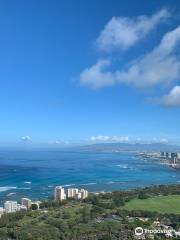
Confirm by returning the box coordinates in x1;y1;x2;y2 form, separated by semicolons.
0;149;180;202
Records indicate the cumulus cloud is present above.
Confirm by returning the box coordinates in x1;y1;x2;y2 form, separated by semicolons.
152;137;169;144
79;8;180;107
90;135;129;143
21;136;31;142
89;136;169;144
80;59;114;89
160;86;180;107
160;138;169;144
96;8;170;52
80;26;180;105
51;140;70;145
116;25;180;88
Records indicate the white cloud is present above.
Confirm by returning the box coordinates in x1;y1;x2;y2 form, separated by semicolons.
90;135;129;143
97;8;170;52
135;137;142;142
79;59;115;89
152;137;169;144
21;136;31;142
53;140;62;145
160;86;180;107
80;26;180;103
51;140;70;145
160;138;169;144
116;25;180;88
89;136;169;144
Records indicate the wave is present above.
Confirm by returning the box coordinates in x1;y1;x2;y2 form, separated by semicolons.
24;181;32;184
107;181;115;184
116;164;129;169
0;186;17;193
7;192;16;196
81;182;97;186
62;184;75;187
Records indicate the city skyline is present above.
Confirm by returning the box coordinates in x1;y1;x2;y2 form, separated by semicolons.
0;0;180;146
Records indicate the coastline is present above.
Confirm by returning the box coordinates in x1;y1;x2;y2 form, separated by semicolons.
0;150;180;202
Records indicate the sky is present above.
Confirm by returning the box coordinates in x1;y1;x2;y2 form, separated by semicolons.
0;0;180;147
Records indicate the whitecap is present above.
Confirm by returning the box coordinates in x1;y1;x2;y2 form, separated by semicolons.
7;192;16;196
0;186;17;193
18;187;31;190
107;181;115;184
116;164;129;169
62;184;75;187
81;182;97;186
24;181;32;184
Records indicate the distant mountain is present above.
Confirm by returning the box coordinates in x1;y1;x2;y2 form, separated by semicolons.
78;143;180;152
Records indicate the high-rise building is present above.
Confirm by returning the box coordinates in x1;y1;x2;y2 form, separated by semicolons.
67;188;79;198
79;189;88;199
161;152;165;157
54;186;66;201
17;204;27;211
0;207;4;218
21;198;32;209
171;152;178;160
4;201;18;213
166;152;169;159
76;192;82;199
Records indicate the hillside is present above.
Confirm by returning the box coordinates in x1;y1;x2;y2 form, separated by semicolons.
0;184;180;239
78;143;180;152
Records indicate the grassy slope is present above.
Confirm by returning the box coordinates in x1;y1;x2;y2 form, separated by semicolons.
123;195;180;214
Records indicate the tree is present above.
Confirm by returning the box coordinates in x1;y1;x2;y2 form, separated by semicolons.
31;203;38;210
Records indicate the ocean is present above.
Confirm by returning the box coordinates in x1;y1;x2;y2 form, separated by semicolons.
0;149;180;203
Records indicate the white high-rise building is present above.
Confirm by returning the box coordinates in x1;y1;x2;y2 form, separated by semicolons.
17;204;27;211
80;189;88;199
76;192;82;199
54;186;66;201
21;198;32;209
4;201;18;213
67;188;79;198
74;189;88;200
0;207;4;218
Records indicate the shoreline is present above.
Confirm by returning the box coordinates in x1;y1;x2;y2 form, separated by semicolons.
1;182;180;206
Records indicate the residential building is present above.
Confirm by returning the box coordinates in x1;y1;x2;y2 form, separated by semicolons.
21;198;32;209
17;204;27;211
75;189;89;199
80;189;88;199
4;201;18;213
171;152;178;160
67;188;79;198
161;152;165;157
0;207;4;218
54;186;88;201
54;186;66;201
76;192;82;199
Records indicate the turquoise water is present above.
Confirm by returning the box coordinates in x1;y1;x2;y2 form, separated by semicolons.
0;149;179;202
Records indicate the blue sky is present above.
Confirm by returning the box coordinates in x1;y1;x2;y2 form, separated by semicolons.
0;0;180;146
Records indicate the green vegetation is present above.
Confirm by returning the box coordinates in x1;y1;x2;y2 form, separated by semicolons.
0;204;124;240
123;195;180;214
0;184;180;239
